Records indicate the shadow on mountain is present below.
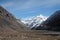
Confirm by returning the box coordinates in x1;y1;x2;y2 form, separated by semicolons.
32;10;60;31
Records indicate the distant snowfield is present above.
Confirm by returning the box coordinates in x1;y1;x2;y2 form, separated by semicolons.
21;15;48;28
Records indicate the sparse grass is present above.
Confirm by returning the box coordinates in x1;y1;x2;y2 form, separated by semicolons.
0;30;60;40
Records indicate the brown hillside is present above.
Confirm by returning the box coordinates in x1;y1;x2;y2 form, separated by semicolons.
0;6;29;32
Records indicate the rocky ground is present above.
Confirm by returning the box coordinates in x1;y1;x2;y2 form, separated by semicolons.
0;30;60;40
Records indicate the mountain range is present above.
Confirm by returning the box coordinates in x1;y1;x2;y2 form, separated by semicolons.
32;10;60;31
20;15;48;28
0;6;60;40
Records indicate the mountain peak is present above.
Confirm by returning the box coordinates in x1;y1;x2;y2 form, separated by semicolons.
56;10;60;12
34;10;60;31
0;6;16;20
21;15;48;28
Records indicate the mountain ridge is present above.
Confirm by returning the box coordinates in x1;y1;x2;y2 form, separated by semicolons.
20;15;47;28
0;6;30;32
33;10;60;31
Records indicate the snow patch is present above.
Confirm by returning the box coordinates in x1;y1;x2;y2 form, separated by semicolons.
21;14;48;28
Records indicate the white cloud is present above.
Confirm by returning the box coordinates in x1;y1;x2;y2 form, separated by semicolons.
0;0;60;15
1;0;60;10
1;2;14;8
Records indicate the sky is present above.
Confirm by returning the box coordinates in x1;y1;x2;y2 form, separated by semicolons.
0;0;60;19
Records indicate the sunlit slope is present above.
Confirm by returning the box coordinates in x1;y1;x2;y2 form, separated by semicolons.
0;6;30;32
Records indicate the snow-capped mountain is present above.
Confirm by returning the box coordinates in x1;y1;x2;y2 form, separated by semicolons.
21;15;48;28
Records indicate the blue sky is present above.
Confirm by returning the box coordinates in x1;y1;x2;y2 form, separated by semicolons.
0;0;60;19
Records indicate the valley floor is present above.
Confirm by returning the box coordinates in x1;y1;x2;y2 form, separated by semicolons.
0;30;60;40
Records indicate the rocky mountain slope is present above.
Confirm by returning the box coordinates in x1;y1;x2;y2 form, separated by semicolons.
0;6;30;32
